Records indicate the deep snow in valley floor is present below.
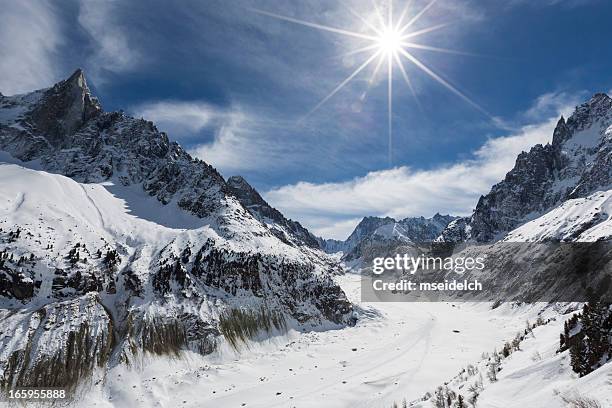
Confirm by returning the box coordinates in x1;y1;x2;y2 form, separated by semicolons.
75;274;573;408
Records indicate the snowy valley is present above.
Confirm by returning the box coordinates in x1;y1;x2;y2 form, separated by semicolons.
0;71;611;407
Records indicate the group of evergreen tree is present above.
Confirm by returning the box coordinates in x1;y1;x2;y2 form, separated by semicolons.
404;317;551;408
67;245;82;264
560;300;612;377
0;250;34;268
103;249;120;270
7;227;21;242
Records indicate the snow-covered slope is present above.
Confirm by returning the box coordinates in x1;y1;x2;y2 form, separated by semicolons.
0;71;353;392
399;306;611;408
76;275;556;408
504;189;612;242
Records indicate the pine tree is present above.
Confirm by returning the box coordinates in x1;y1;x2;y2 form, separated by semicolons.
570;337;589;376
502;342;511;357
433;386;446;408
487;362;498;382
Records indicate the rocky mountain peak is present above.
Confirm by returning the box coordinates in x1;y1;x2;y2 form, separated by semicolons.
431;212;455;223
344;216;395;241
0;73;355;390
565;92;612;134
588;92;611;106
227;175;256;195
325;214;456;263
439;91;612;243
30;69;102;144
551;115;570;146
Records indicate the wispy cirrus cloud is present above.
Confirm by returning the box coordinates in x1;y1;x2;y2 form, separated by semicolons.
131;100;227;137
131;99;309;174
77;0;142;81
188;107;318;175
0;1;62;95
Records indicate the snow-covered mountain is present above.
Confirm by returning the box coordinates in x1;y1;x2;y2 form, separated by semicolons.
321;214;456;266
0;70;354;392
440;93;612;243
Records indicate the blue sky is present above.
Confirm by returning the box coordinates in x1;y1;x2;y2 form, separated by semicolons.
2;0;611;238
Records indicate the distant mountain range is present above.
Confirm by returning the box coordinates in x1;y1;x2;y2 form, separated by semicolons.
318;214;456;266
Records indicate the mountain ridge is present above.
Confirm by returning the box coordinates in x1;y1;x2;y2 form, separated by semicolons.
318;213;457;267
0;70;354;392
440;92;612;242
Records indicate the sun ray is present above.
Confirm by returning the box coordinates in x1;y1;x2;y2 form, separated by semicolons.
399;0;437;34
397;48;490;116
402;42;479;56
341;1;383;36
369;53;387;84
304;51;382;119
371;0;387;28
393;51;422;110
387;50;393;164
359;53;386;105
252;0;488;166
250;8;377;41
339;43;380;60
394;0;412;31
401;23;447;40
394;0;411;31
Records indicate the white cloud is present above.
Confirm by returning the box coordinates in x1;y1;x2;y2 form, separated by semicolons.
0;1;62;95
131;99;307;175
264;93;578;240
523;91;580;121
132;100;225;136
77;0;140;80
189;110;302;174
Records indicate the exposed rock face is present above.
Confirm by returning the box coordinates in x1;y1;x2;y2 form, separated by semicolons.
0;70;353;391
317;237;346;254
440;93;612;242
434;217;470;243
227;175;320;248
0;294;113;391
29;69;102;143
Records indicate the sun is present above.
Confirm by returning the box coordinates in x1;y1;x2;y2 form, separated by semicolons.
377;28;403;55
251;1;487;166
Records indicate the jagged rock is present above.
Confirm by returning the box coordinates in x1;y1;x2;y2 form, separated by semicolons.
227;175;320;248
320;214;456;266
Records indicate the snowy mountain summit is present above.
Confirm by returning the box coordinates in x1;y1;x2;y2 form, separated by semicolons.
440;93;612;242
0;70;353;391
321;214;456;267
